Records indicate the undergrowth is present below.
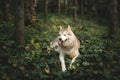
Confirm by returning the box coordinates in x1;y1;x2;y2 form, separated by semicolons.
0;14;119;80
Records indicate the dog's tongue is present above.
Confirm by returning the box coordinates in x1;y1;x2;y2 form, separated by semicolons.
61;41;65;46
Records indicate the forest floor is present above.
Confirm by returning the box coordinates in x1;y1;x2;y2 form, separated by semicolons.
0;14;119;80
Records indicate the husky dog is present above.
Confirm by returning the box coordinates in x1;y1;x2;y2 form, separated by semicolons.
50;25;80;71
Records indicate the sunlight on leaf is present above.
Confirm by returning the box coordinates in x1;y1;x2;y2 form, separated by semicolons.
98;62;104;67
82;61;90;66
93;70;98;74
44;62;50;74
19;66;25;71
44;68;50;74
31;38;34;44
25;44;30;50
70;65;76;70
35;43;40;49
12;63;17;67
24;74;29;77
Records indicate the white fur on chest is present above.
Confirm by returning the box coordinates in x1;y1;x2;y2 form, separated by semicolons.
58;41;78;55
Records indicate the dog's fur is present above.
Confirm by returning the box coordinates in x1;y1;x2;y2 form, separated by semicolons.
50;25;80;71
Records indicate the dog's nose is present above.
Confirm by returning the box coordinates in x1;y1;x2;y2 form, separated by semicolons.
59;38;62;41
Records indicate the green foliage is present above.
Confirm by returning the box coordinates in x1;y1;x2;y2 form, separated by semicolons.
0;14;119;80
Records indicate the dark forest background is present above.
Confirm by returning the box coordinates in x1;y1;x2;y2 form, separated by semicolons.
0;0;119;80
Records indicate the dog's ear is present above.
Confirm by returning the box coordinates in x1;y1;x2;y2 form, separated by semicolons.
60;26;63;30
68;25;71;30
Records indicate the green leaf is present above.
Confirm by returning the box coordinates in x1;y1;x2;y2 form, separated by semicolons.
82;61;90;66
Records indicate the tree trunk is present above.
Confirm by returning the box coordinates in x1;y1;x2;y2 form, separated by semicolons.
73;0;77;23
58;0;61;14
1;0;9;21
80;0;84;18
14;0;25;45
44;0;48;22
109;0;118;37
24;0;29;25
29;0;37;24
64;0;68;14
24;0;37;25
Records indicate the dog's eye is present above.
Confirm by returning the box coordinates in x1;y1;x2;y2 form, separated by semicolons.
68;33;71;36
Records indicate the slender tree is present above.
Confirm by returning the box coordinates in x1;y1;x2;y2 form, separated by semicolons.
80;0;84;18
44;0;48;22
14;0;25;45
73;0;78;23
24;0;29;25
109;0;118;37
64;0;68;14
24;0;37;25
58;0;61;14
1;0;9;21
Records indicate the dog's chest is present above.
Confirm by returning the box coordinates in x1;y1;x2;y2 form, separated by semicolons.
60;46;75;55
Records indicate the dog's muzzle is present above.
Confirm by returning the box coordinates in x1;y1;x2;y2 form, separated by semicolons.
59;38;67;46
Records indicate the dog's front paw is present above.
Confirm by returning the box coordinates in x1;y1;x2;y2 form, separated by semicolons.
62;68;67;72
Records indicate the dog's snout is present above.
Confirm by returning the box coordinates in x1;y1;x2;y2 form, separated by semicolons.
59;38;62;41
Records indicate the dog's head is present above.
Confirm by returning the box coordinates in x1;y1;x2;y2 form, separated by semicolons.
58;25;74;47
